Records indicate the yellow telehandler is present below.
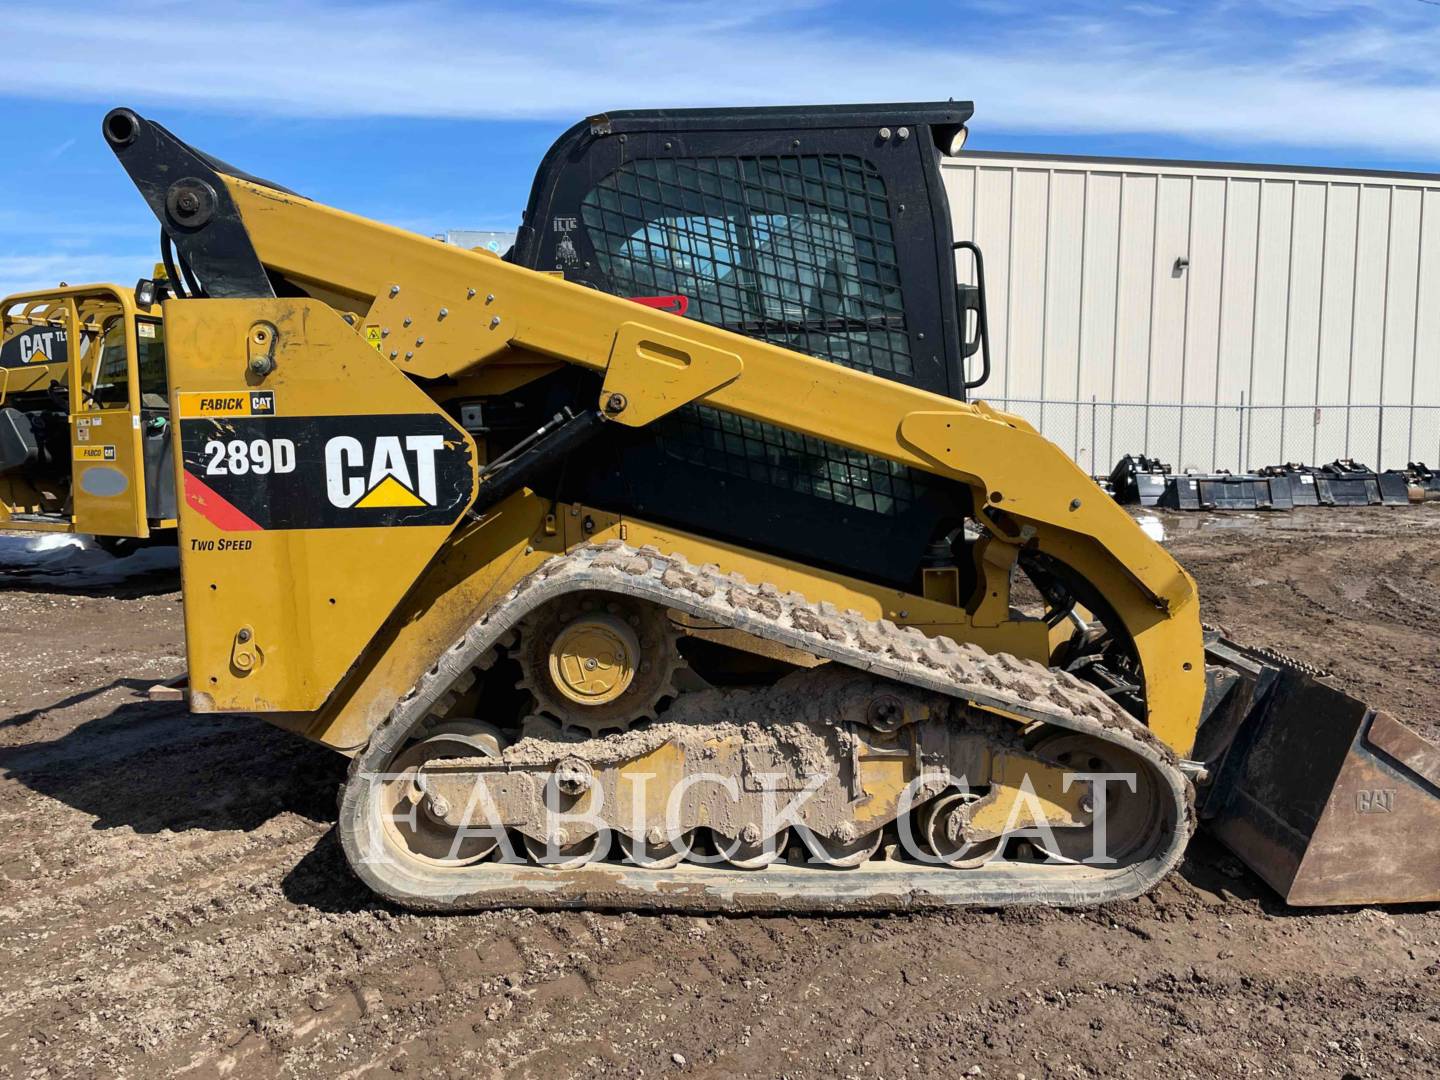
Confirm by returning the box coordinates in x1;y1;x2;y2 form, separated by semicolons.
100;103;1439;911
1;279;176;554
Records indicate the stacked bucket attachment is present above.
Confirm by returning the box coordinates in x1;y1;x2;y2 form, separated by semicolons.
1263;461;1410;507
1109;455;1425;510
1161;472;1295;511
1402;462;1440;501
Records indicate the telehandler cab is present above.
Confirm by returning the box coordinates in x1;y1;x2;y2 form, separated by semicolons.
1;280;176;553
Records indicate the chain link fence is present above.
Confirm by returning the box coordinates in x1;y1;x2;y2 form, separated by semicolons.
989;397;1440;477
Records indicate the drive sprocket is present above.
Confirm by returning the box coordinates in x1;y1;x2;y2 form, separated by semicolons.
514;592;684;734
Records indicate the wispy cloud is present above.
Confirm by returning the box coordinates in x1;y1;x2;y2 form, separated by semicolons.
1;0;1438;159
0;253;153;299
0;209;153;241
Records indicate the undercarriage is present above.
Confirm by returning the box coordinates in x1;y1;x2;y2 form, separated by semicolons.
340;544;1191;912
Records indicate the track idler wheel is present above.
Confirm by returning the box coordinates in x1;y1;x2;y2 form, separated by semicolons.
1025;732;1160;864
917;791;1004;869
379;721;507;868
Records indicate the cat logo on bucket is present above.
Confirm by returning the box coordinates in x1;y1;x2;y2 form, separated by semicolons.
325;434;445;509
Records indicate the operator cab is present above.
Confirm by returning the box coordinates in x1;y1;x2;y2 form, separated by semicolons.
513;101;987;399
504;102;990;589
0;282;176;551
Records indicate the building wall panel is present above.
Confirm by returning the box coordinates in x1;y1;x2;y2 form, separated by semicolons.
972;167;1015;400
1006;169;1050;404
1079;173;1122;472
1381;187;1423;466
1180;177;1226;470
1315;184;1359;464
1414;189;1440;464
1043;169;1087;459
1348;186;1392;462
1281;182;1326;465
1114;174;1158;413
944;153;1440;470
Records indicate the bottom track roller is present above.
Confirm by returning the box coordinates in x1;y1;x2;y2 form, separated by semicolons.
523;829;609;870
795;826;885;868
713;829;791;871
617;829;696;869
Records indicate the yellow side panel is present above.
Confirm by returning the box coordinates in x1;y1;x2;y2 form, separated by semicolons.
71;415;147;538
161;298;477;713
311;494;559;749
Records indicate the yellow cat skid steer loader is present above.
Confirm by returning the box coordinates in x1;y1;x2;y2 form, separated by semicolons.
1;281;177;554
103;103;1440;911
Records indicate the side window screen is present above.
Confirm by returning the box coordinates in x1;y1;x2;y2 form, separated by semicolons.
666;404;916;515
135;318;168;406
581;155;918;517
582;156;911;378
89;318;130;409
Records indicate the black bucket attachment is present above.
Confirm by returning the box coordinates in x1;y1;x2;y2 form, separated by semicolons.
1157;472;1294;511
1302;459;1409;507
1109;453;1170;506
1196;637;1440;906
1405;462;1440;500
1262;464;1322;506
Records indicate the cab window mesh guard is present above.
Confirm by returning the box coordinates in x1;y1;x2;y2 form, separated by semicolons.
582;154;919;514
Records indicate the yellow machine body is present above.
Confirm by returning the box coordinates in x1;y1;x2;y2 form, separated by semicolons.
104;105;1440;910
160;208;1206;757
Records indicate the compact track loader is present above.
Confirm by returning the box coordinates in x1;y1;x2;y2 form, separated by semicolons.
102;103;1440;911
1;281;177;552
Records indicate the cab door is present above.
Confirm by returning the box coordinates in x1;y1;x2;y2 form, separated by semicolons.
69;296;148;537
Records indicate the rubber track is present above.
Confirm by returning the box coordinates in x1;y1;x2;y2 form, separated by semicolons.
339;542;1195;913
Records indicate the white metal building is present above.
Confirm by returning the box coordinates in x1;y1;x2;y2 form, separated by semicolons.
944;152;1440;473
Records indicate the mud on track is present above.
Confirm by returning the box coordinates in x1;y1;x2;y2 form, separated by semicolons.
1;511;1437;1078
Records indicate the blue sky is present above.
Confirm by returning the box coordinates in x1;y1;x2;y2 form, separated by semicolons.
4;0;1440;296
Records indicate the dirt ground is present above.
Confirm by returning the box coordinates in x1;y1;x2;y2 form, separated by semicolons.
2;510;1437;1079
